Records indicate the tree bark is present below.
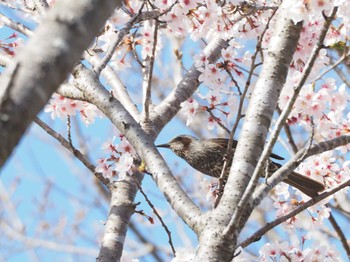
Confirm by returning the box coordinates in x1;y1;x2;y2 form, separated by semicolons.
0;0;122;167
194;9;303;260
97;175;143;262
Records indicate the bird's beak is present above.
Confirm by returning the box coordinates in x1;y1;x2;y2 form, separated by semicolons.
156;143;170;148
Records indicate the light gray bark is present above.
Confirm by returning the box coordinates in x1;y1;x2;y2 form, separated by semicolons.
0;0;123;167
72;64;203;232
97;176;143;262
193;9;303;261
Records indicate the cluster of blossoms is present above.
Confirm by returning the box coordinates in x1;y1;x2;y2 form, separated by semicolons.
0;32;23;56
270;151;349;230
95;135;136;181
279;77;350;149
180;39;248;129
259;239;340;261
45;93;101;125
176;1;347;131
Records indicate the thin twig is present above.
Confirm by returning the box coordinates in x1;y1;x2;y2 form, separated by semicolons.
276;107;298;153
334;65;350;87
0;220;98;256
93;3;147;75
252;134;350;207
205;106;230;134
132;175;176;257
34;117;109;185
239;178;350;248
312;49;350;82
328;210;350;257
223;65;242;95
67;115;73;148
143;19;159;121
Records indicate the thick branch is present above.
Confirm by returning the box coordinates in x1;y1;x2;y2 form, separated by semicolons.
84;51;140;121
97;176;142;262
227;7;339;237
253;7;337;196
0;0;123;167
221;10;302;237
72;64;202;232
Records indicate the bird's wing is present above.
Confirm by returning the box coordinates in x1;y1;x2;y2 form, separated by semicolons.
207;138;237;149
208;138;284;160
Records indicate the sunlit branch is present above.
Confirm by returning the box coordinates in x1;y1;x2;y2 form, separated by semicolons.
72;64;202;231
239;178;350;248
84;52;140;121
245;7;337;213
0;12;33;36
216;7;278;206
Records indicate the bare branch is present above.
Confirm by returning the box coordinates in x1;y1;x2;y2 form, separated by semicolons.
0;12;33;36
328;212;350;257
312;49;350;82
239;178;350;248
142;19;159;122
221;9;303;237
57;83;86;100
84;51;140;121
34;116;110;185
216;8;278;205
132;175;176;256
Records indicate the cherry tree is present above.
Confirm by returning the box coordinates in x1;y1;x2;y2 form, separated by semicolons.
0;0;350;261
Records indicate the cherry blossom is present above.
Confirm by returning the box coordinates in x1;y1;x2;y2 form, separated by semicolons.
95;158;114;180
180;98;199;126
117;137;137;156
114;153;134;180
260;239;340;261
96;135;136;181
45;93;101;125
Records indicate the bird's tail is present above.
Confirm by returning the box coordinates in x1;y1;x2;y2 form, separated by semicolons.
284;171;325;197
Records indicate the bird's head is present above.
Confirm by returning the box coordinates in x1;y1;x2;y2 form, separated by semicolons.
156;135;196;157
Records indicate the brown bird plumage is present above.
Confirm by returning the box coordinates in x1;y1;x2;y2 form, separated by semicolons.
157;135;324;197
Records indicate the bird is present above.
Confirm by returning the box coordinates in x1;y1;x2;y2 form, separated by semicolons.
157;135;325;197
